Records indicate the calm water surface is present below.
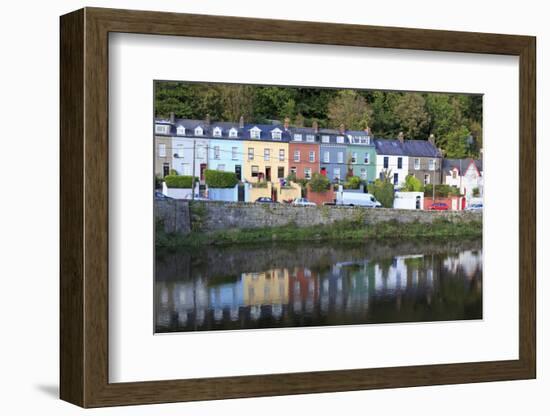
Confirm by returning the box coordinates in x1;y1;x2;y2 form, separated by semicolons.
155;239;482;333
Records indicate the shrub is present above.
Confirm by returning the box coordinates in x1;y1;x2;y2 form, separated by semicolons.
204;169;238;188
423;184;462;197
169;169;179;176
251;181;268;188
403;174;423;192
367;179;394;208
309;173;331;193
286;171;297;183
164;175;196;188
472;187;480;197
344;176;361;190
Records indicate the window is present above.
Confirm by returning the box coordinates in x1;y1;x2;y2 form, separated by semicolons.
213;127;222;137
424;174;430;185
176;125;185;136
351;152;357;164
306;134;315;142
279;149;285;161
452;170;458;179
397;157;403;169
158;143;166;157
414;158;420;170
217;164;225;171
321;135;330;143
229;128;238;138
429;159;436;170
304;168;312;179
294;150;300;162
232;147;238;160
264;148;270;161
214;146;220;160
393;173;399;185
197;144;206;159
250;127;261;139
364;153;370;164
383;156;389;169
336;136;345;144
174;144;184;158
248;148;254;160
309;151;315;163
324;151;330;163
337;152;344;163
271;129;282;140
360;168;367;180
194;126;203;136
155;124;169;135
278;167;285;179
294;134;302;141
290;167;297;175
251;165;259;177
334;168;341;180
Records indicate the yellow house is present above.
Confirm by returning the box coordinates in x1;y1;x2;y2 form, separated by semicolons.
242;269;289;306
243;124;289;183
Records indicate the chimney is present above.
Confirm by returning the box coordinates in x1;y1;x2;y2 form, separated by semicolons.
339;123;345;134
169;112;175;124
205;113;211;126
428;133;435;145
364;126;371;136
398;131;404;144
284;117;290;130
312;120;319;133
239;115;244;129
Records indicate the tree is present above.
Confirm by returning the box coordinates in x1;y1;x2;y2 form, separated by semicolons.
403;174;423;192
327;90;371;130
309;173;331;193
393;93;430;138
218;84;254;122
444;126;470;159
368;178;394;208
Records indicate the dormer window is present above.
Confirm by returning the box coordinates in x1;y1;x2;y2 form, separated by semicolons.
294;134;302;141
194;126;203;136
213;127;222;137
321;135;330;143
306;134;315;142
336;136;345;144
229;128;238;138
176;125;186;136
250;126;261;139
271;128;282;140
155;124;169;135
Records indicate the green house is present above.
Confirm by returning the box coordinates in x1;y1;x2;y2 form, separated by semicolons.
345;130;377;182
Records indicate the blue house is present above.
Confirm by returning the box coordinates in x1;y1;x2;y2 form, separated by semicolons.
207;121;245;180
319;127;348;182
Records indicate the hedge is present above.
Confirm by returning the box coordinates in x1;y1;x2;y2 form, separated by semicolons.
204;169;238;188
164;175;196;188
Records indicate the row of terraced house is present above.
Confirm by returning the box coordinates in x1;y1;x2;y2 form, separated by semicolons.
154;115;483;201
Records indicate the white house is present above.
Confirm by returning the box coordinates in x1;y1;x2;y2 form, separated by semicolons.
443;159;483;202
373;138;409;187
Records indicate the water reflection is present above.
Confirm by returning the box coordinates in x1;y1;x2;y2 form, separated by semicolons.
155;240;482;333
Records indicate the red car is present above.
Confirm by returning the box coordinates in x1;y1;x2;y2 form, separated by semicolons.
429;202;449;211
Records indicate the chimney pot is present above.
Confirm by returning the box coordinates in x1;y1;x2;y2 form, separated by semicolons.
339;123;345;134
312;120;319;133
284;117;290;130
239;115;244;129
205;114;211;126
398;131;404;144
428;133;435;145
169;112;175;124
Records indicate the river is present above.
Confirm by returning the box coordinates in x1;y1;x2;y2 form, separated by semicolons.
155;239;482;333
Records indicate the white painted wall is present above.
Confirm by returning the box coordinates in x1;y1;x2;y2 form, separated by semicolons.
393;192;424;210
375;154;409;186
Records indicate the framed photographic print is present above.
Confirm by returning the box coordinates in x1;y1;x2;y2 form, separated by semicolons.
60;7;536;408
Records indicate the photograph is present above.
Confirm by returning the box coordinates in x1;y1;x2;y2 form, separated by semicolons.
153;81;484;333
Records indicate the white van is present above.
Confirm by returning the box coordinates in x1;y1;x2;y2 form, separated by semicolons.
337;191;382;208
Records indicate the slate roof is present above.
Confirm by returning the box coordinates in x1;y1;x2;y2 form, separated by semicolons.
374;138;442;157
443;158;483;174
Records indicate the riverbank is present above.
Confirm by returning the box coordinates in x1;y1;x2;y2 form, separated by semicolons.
156;217;482;249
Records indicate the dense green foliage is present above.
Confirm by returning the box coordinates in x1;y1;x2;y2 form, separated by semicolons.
204;169;238;188
423;184;462;197
344;176;362;190
309;173;331;193
157;217;482;248
403;174;423;192
163;175;196;188
368;179;395;208
155;82;483;158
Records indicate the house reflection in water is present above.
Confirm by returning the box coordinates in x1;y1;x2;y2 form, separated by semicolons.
155;240;482;333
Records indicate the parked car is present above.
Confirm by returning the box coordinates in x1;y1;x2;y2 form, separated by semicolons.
183;194;209;201
336;192;382;208
154;191;173;200
428;202;449;211
292;198;316;207
255;197;274;203
465;203;483;211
